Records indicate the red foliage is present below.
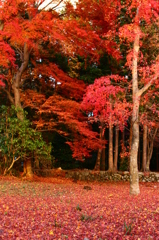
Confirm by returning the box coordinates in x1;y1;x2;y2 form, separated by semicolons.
118;0;159;131
68;0;122;60
0;0;105;159
81;75;131;128
1;178;159;238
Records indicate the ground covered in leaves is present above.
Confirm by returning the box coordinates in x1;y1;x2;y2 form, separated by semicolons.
0;176;159;239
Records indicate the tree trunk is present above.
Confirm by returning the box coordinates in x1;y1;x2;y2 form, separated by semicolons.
4;156;20;175
108;123;114;171
94;148;102;171
129;24;140;195
157;148;159;171
146;128;158;171
120;128;125;170
12;43;33;177
129;119;132;149
138;132;141;171
24;158;33;178
34;154;40;169
114;126;119;171
142;125;147;172
94;123;104;170
101;135;105;171
130;98;140;195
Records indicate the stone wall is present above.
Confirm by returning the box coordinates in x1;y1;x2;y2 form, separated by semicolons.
35;169;159;182
65;170;159;182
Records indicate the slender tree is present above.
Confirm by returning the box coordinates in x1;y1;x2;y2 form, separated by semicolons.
118;0;159;194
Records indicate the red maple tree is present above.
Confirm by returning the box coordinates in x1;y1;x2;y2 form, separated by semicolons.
0;0;109;174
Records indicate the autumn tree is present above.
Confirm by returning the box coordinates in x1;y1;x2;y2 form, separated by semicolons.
0;0;106;175
76;0;159;194
118;0;159;194
81;75;131;171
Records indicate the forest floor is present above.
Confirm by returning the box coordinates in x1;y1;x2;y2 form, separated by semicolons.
0;176;159;239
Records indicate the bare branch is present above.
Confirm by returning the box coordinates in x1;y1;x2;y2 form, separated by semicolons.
40;0;64;11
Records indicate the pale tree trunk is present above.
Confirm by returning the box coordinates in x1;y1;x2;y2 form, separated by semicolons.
101;134;105;171
138;133;141;171
4;156;21;175
108;122;114;171
129;25;140;195
129;119;132;150
114;125;119;171
146;128;158;171
108;100;114;171
94;123;105;170
142;125;147;172
129;12;158;194
130;97;140;195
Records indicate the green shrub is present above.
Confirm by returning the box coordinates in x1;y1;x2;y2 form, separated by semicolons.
0;105;51;174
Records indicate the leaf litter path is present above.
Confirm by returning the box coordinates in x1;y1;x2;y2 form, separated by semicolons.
0;177;159;239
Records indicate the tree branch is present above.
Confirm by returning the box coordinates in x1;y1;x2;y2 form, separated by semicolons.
4;89;15;105
4;156;21;175
138;76;157;97
19;43;30;76
39;0;64;11
0;20;4;30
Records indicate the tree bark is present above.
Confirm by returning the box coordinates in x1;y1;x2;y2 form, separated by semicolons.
94;123;104;171
101;134;105;171
12;43;29;119
130;98;140;195
129;119;132;150
129;17;157;193
24;158;33;178
142;125;147;172
146;128;158;171
94;148;102;171
120;128;126;170
129;25;140;195
114;126;119;171
11;43;33;178
4;156;20;175
34;154;40;169
108;123;114;171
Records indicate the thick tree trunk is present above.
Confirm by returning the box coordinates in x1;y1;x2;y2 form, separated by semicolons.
130;25;140;195
12;43;33;177
12;43;29;119
142;125;147;172
114;126;119;171
24;158;33;178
